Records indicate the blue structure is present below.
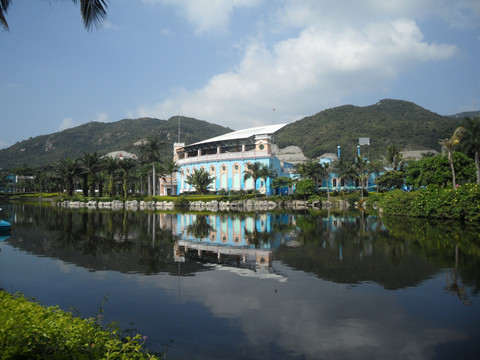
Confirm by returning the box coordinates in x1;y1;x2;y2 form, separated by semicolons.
171;124;297;195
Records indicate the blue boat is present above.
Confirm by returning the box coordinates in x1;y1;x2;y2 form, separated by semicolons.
0;219;11;234
0;207;11;235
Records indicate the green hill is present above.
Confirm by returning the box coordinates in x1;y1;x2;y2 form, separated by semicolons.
0;99;472;170
0;117;231;169
275;99;464;161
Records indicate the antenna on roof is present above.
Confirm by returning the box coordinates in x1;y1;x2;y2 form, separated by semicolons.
178;104;181;143
273;107;276;124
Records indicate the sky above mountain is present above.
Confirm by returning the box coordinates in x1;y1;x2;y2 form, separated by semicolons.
1;0;479;149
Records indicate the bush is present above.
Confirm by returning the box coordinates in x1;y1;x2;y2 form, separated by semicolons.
0;291;160;360
367;184;480;221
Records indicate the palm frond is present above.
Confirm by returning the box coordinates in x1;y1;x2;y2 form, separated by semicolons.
1;0;11;31
75;0;109;30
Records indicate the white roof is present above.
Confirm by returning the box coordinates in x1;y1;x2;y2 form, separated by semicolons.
190;123;287;146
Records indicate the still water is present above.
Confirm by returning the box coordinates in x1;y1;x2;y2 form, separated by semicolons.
0;202;479;360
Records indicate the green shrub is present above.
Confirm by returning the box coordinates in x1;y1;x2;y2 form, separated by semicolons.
0;291;160;360
367;184;480;221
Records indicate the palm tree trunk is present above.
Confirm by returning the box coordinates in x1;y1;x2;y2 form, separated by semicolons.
152;163;156;197
147;171;151;196
475;151;480;184
326;179;330;201
448;150;456;189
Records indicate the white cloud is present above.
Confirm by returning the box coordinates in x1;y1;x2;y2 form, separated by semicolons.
93;113;109;123
143;0;262;34
0;140;9;150
58;118;78;131
102;21;125;31
136;17;456;130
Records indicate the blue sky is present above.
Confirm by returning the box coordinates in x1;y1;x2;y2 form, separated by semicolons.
1;0;479;149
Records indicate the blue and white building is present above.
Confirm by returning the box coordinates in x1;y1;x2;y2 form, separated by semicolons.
171;124;297;195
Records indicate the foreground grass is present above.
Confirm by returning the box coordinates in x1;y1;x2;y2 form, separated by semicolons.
0;291;162;360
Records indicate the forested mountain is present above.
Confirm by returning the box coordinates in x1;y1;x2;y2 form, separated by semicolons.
0;99;472;170
275;99;464;161
0;117;231;169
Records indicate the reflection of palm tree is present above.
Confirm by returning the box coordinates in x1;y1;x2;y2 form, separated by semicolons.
244;215;276;247
187;215;213;239
444;243;471;305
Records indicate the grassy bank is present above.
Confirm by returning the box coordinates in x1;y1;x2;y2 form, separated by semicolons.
367;184;480;221
0;291;163;360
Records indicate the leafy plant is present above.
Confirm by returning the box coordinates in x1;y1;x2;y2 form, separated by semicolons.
0;291;162;359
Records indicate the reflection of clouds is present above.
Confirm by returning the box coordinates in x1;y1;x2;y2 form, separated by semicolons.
148;263;467;359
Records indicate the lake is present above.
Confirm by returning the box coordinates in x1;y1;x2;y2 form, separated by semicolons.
0;202;479;360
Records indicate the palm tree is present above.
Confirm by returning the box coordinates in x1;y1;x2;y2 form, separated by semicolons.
243;162;263;196
185;168;215;195
352;155;370;200
161;160;180;196
1;0;108;31
140;137;163;197
55;158;80;196
386;144;403;171
333;158;354;188
295;159;326;191
439;126;464;189
80;152;102;197
119;158;137;198
258;164;277;195
320;162;332;200
459;116;480;184
102;156;120;197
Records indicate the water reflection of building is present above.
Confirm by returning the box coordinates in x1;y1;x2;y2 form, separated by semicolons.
174;213;291;277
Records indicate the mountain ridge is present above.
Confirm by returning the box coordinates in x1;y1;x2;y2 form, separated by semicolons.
0;99;473;169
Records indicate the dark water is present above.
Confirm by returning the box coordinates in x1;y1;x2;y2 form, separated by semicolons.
0;202;479;360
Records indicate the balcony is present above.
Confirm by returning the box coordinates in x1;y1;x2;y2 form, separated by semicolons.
177;150;272;166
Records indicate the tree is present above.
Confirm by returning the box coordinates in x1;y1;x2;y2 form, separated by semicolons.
319;162;332;200
439;126;465;189
351;155;371;200
185;168;216;195
119;158;137;198
333;158;354;187
102;156;120;197
258;164;277;194
459;116;480;184
1;0;109;31
386;144;404;171
80;152;102;197
55;158;80;196
140;137;163;197
375;171;405;190
294;179;316;199
161;160;180;196
243;162;263;196
404;153;475;188
271;176;294;195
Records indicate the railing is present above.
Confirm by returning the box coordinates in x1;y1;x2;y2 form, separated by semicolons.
177;150;272;165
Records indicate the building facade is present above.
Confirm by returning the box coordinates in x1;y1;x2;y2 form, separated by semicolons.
171;124;296;195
